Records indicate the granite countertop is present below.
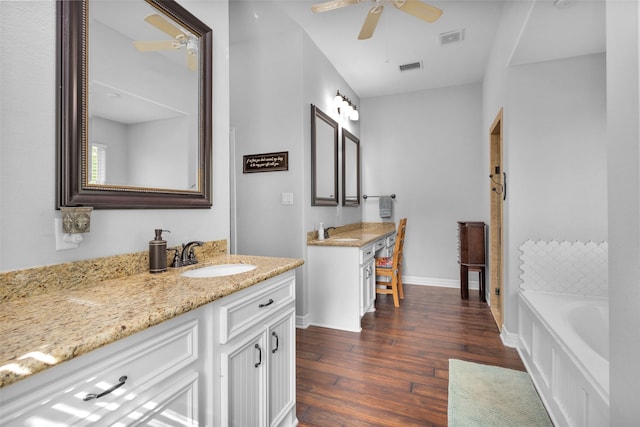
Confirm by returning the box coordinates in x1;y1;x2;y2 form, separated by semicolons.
307;222;396;248
0;254;303;388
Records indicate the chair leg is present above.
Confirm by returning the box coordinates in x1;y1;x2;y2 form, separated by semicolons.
397;267;404;300
390;272;400;307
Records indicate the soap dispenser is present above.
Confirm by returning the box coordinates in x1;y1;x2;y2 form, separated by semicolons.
318;223;325;241
149;229;169;273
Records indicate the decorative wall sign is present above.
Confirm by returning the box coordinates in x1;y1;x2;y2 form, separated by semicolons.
243;151;289;173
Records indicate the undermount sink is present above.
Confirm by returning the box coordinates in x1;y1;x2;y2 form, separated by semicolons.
331;238;359;242
181;264;257;278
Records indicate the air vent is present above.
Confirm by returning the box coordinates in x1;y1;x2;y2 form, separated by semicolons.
440;29;465;46
399;61;423;72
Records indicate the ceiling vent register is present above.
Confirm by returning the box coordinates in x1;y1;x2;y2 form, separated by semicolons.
399;61;423;72
440;29;465;45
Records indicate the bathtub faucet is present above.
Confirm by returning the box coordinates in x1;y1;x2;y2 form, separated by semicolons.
181;241;204;266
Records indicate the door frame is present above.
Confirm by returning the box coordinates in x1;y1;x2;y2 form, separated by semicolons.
489;108;504;330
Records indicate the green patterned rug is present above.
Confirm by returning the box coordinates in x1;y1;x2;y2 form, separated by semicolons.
448;359;553;426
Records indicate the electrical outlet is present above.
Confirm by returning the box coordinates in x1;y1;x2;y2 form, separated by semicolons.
55;218;80;251
281;192;294;205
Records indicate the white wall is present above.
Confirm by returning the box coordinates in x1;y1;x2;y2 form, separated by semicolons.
230;13;360;322
0;0;230;271
504;53;608;334
361;83;486;285
606;0;640;422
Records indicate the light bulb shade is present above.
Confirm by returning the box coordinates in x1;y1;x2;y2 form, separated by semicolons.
334;92;343;108
350;107;359;121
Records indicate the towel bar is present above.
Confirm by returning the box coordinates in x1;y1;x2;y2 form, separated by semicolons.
363;194;396;199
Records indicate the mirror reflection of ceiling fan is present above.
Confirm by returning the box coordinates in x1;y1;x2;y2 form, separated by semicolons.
312;0;443;40
133;14;198;71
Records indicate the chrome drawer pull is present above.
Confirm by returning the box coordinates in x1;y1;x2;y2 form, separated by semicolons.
83;375;127;401
258;298;274;308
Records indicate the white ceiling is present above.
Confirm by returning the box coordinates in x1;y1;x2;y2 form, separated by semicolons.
230;0;605;99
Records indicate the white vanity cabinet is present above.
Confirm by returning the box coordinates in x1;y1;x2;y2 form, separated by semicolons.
308;238;386;332
0;308;204;427
0;269;299;427
215;272;297;427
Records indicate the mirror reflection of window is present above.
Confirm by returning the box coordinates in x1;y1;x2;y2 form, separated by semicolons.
90;143;107;185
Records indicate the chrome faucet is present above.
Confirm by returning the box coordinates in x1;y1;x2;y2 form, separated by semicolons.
324;227;337;239
181;241;204;266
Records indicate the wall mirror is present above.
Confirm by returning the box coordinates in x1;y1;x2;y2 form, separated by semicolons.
310;104;338;206
342;129;360;206
57;0;212;209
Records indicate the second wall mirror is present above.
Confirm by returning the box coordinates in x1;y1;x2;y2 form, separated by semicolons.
342;129;360;206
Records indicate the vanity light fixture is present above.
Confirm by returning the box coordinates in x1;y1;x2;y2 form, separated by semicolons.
333;90;359;121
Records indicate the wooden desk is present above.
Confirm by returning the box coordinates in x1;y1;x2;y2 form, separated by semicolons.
458;221;486;302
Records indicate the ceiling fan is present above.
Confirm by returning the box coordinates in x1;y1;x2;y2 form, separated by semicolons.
311;0;443;40
133;14;198;71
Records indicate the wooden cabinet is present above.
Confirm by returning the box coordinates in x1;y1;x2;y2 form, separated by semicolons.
458;221;486;302
308;238;386;332
0;309;203;426
217;272;297;427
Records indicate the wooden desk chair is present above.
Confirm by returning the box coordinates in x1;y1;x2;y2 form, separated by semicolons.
375;218;407;308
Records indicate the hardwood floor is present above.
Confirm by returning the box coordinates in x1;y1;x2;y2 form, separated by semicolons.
295;284;525;426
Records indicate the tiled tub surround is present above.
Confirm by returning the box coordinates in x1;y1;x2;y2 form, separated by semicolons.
307;222;396;247
0;241;303;388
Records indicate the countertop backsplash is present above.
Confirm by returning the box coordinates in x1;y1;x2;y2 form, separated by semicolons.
0;240;227;302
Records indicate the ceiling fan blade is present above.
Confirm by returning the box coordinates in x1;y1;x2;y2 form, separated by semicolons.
133;40;177;52
144;14;185;39
187;52;198;72
358;5;383;40
392;0;442;23
312;0;363;13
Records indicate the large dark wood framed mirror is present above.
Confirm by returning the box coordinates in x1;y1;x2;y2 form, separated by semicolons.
56;0;212;209
311;104;338;206
342;129;360;206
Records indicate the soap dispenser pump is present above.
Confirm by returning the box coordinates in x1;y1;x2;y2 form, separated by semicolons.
149;229;170;273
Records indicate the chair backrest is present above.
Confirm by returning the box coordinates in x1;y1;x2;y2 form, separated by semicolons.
392;218;407;269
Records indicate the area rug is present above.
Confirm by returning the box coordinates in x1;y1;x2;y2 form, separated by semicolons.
448;359;553;426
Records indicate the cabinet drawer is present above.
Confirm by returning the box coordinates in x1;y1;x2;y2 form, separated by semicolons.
1;315;199;426
375;238;386;252
219;275;294;344
360;244;376;264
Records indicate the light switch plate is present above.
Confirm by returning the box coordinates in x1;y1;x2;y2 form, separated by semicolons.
281;192;294;205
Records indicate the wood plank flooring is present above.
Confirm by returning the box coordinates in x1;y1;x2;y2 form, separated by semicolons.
296;284;525;426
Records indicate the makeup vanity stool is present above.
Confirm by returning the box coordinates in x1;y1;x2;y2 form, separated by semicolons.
458;221;486;302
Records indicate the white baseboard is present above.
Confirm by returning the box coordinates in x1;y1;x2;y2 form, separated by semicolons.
403;275;479;290
296;313;310;329
500;325;519;348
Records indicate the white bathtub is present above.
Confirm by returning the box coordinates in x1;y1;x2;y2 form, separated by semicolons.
518;291;609;427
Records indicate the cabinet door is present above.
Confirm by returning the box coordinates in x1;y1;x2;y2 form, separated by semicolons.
268;309;296;427
360;258;375;316
221;329;267;427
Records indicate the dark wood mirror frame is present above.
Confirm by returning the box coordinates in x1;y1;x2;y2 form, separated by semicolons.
56;0;212;209
310;104;338;206
342;128;360;207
